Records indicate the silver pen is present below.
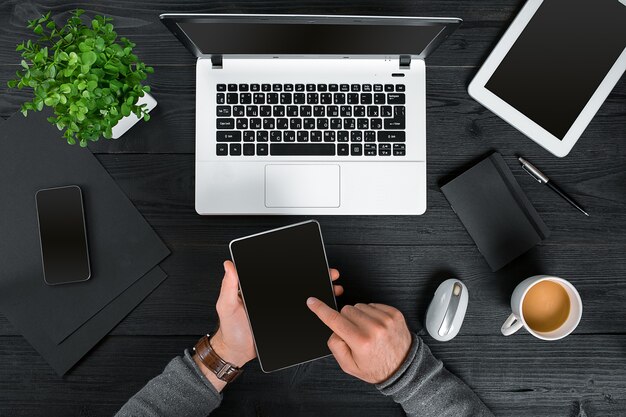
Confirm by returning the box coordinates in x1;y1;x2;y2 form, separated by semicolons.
518;157;589;217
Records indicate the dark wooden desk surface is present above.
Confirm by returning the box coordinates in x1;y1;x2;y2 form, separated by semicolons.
1;1;625;416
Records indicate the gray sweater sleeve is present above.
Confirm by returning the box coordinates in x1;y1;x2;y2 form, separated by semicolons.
376;334;493;417
116;335;492;417
115;349;221;417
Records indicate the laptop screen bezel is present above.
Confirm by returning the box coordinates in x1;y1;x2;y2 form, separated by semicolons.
159;14;461;60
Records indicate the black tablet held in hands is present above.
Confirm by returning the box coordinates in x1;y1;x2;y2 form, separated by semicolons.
229;220;337;372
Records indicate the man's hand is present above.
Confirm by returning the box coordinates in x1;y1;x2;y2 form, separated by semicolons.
307;297;412;384
197;261;346;390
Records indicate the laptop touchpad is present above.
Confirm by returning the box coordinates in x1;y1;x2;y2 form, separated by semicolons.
265;165;340;208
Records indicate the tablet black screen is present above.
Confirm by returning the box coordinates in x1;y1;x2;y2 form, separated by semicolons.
485;0;626;139
230;221;336;372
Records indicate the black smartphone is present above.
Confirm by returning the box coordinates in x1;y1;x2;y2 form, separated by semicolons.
35;185;91;285
229;220;337;373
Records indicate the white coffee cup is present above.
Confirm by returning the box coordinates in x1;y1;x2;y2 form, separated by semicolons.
501;275;582;340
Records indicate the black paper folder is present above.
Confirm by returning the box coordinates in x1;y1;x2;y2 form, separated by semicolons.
0;111;170;374
441;152;550;271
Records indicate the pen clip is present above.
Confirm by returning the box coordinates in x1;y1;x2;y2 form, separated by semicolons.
522;164;545;183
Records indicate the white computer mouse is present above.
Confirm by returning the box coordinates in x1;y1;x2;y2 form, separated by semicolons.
425;279;468;342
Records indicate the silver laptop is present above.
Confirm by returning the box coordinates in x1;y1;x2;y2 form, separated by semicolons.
160;14;461;215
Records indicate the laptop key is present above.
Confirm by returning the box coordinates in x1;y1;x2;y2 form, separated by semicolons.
360;93;372;104
374;93;385;104
251;84;260;92
267;93;279;104
344;118;356;129
257;131;269;142
294;93;306;104
374;84;383;92
317;84;327;92
317;118;329;130
263;118;275;129
270;131;282;142
228;84;237;91
311;131;323;142
246;105;258;117
333;93;346;104
276;118;289;129
216;106;231;117
367;105;379;117
330;118;342;129
304;118;315;129
287;105;298;117
262;84;271;92
280;93;292;104
337;131;349;142
233;105;245;117
257;143;269;155
362;84;372;92
243;131;255;142
313;105;325;117
396;84;405;92
284;84;294;92
290;118;302;129
300;105;312;117
384;84;394;92
347;93;359;104
216;93;225;104
239;84;249;92
329;84;339;92
351;143;362;156
227;93;238;104
272;84;282;91
327;105;339;117
378;131;406;142
354;106;365;117
217;84;226;92
370;118;383;130
351;131;362;142
260;105;271;117
393;143;406;156
216;131;241;142
323;131;335;142
253;93;265;104
357;118;369;130
381;105;393;117
295;84;305;92
306;84;316;91
270;144;335;156
383;118;404;130
340;106;352;117
284;131;296;142
243;143;255;156
217;118;234;129
364;143;377;156
364;131;376;142
338;143;350;155
273;105;285;117
307;93;318;104
216;143;228;155
320;93;332;104
351;84;361;92
249;117;261;129
387;93;405;104
236;118;248;129
230;143;242;155
340;84;350;92
297;131;309;142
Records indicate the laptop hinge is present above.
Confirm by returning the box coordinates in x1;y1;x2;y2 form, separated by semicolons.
399;55;411;69
211;55;223;69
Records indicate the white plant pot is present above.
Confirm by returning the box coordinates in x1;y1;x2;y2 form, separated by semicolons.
110;92;157;139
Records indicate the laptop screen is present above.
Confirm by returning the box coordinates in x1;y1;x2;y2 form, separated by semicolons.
161;16;459;58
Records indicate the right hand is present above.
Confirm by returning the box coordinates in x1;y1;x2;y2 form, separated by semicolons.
306;298;412;384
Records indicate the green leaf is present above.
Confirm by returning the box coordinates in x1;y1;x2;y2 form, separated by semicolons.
44;96;55;106
33;24;43;35
60;84;71;94
20;60;29;69
81;51;97;66
87;80;98;91
121;102;131;117
143;113;150;122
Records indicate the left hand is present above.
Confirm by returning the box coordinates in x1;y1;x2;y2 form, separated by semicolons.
210;261;345;367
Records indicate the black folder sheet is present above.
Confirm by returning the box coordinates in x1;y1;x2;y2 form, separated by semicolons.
5;266;167;375
441;153;550;271
0;111;169;353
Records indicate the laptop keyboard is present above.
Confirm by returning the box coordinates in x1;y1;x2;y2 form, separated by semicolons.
215;83;407;157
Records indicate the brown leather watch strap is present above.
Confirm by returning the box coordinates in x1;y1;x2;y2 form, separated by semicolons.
194;334;243;384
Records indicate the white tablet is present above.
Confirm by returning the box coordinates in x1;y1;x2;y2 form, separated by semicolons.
468;0;626;157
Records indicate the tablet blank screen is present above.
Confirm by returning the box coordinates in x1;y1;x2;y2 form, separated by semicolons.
230;221;336;372
485;0;626;139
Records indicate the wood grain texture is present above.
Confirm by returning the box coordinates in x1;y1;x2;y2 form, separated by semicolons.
0;334;625;417
0;0;625;416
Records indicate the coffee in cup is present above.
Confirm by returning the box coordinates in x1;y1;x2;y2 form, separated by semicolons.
501;275;582;340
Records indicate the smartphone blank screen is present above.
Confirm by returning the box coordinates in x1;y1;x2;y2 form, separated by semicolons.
229;221;336;372
36;186;90;285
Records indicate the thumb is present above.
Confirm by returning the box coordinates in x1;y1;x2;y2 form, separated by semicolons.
218;261;241;310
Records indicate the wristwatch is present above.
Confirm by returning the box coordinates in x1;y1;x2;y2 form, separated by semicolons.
193;334;243;383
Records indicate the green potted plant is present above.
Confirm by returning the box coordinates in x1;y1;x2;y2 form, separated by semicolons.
7;9;155;147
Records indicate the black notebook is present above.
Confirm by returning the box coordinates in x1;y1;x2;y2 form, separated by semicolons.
441;153;550;271
0;111;169;374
